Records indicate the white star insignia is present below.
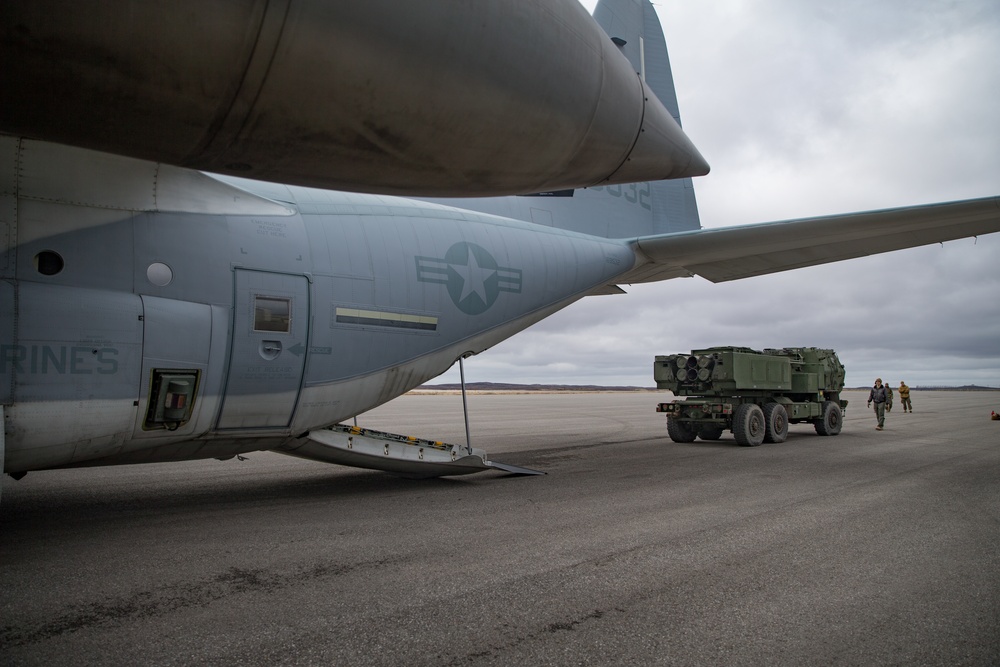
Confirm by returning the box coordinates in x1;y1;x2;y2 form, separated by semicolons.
451;252;496;304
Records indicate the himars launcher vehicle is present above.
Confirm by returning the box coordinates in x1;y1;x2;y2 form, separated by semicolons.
655;347;848;447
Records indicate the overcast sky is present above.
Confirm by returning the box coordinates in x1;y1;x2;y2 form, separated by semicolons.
437;0;1000;389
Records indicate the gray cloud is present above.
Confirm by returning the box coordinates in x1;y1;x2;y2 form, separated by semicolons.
441;1;1000;388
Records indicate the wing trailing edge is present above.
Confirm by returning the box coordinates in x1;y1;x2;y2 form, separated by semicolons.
5;136;295;216
621;196;1000;284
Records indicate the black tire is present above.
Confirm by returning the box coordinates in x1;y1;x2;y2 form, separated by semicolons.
814;401;843;436
763;402;788;443
733;403;765;447
699;425;724;441
667;417;697;443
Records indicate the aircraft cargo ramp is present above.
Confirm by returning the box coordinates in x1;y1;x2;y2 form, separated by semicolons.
294;425;543;478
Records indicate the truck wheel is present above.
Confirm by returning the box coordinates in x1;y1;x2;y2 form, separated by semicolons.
733;404;765;446
667;417;697;443
814;401;843;436
699;426;724;441
763;403;788;443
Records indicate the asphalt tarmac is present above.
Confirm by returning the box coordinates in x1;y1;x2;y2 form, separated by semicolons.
2;390;999;666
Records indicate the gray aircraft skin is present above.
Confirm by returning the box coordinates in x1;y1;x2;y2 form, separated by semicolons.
1;0;999;481
0;0;708;197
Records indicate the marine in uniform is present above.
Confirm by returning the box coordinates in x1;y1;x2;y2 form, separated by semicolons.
867;378;888;430
899;381;912;412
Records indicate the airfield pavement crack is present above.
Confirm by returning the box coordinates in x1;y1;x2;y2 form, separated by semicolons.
440;448;994;666
443;608;614;665
508;438;644;467
0;556;400;647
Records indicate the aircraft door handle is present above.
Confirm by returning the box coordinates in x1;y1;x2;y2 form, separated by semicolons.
259;340;282;360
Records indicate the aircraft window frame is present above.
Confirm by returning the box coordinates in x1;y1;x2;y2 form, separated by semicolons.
253;295;292;333
34;250;65;276
146;262;173;286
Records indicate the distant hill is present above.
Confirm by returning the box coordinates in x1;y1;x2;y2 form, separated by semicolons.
849;385;1000;391
416;382;655;392
418;383;998;393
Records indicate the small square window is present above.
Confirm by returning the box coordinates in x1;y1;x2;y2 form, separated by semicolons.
254;296;291;332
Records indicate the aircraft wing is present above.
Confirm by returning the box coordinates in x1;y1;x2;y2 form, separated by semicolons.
0;0;706;197
621;196;1000;284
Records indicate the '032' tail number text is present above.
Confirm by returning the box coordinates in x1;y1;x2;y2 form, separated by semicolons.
590;183;651;211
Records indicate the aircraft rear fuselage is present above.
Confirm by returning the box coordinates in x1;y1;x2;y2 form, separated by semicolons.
1;141;636;473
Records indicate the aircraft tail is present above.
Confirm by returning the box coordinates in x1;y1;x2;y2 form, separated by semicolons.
419;0;701;239
590;0;702;236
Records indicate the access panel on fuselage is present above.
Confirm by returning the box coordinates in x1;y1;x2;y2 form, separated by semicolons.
217;269;309;429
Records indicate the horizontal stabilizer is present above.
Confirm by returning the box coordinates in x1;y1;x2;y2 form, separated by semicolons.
623;196;1000;284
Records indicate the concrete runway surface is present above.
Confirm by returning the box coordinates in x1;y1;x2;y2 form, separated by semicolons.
2;390;999;666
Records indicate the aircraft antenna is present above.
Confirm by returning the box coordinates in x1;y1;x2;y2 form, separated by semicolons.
459;355;474;456
639;36;646;81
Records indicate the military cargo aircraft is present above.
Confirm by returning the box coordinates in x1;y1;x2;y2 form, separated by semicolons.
2;0;999;485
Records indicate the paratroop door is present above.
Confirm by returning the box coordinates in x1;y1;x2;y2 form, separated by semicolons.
217;270;309;429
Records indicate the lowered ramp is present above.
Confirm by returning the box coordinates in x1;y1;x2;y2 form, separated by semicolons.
284;425;543;479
